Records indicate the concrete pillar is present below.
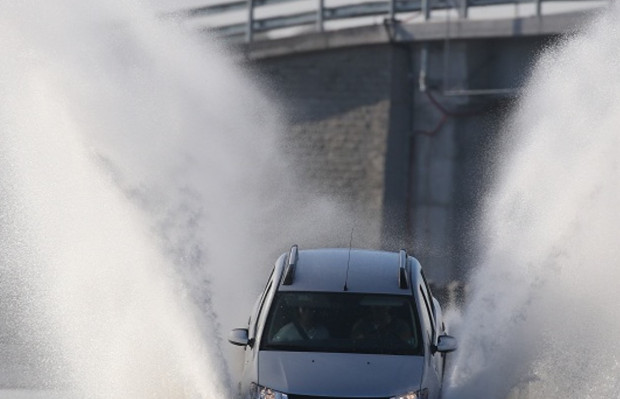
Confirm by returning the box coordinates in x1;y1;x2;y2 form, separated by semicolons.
408;42;467;286
382;45;414;249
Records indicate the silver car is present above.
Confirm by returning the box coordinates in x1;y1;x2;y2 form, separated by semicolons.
229;246;457;399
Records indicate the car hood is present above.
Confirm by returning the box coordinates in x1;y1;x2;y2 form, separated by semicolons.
258;351;424;397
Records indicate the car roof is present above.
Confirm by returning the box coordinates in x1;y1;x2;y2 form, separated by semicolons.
276;248;421;295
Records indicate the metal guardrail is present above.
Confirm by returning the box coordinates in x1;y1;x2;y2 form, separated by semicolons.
175;0;599;42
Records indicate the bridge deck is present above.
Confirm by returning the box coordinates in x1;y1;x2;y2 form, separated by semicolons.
239;8;596;59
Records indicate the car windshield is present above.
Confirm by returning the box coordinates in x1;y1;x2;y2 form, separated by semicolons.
261;292;422;355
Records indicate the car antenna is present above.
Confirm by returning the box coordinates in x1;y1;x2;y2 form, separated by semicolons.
343;227;354;291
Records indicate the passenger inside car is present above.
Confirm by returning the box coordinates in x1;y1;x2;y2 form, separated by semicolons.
272;305;330;342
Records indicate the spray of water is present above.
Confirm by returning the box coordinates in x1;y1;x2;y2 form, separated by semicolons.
0;0;358;397
445;5;620;398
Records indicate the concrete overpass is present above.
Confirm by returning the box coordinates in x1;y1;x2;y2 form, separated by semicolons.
240;9;594;58
185;3;603;287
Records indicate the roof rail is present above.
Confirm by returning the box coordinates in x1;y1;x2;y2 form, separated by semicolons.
281;244;299;285
398;249;409;289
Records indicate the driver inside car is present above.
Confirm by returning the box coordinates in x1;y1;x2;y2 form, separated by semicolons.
351;305;411;343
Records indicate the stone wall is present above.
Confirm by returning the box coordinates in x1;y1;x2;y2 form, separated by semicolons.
254;45;399;246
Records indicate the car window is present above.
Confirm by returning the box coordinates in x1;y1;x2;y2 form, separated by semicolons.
420;270;437;320
261;292;423;356
418;285;435;342
249;269;274;339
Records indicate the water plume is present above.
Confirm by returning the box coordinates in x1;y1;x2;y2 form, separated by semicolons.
446;4;620;398
0;0;353;397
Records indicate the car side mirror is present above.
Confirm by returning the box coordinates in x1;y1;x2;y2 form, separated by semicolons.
228;328;250;347
434;334;457;353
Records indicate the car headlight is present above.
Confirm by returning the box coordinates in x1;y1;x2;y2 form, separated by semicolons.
390;389;428;399
249;383;288;399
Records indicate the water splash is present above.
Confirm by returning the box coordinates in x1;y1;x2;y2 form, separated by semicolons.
446;4;620;398
0;0;355;397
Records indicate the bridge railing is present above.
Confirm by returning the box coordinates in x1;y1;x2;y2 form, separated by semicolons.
176;0;603;42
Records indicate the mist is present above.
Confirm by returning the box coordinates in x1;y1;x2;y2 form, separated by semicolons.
0;0;357;396
445;4;620;398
